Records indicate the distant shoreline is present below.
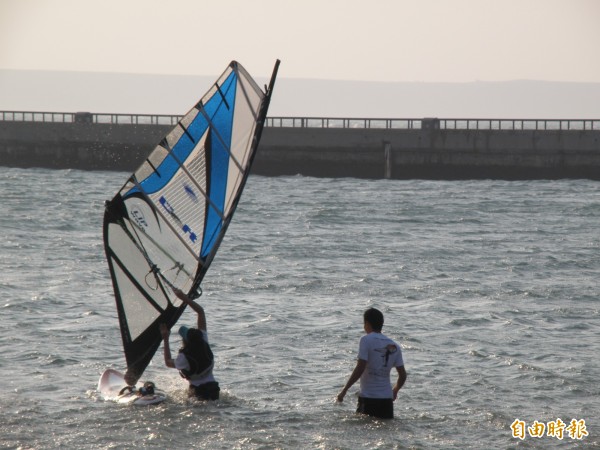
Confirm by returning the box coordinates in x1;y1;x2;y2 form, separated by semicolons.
2;69;600;118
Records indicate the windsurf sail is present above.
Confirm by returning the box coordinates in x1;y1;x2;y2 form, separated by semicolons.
103;60;280;384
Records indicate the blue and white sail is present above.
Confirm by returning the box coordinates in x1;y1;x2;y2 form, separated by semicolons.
103;60;279;383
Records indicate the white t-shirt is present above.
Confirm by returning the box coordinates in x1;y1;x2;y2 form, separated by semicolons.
358;332;404;399
174;330;216;387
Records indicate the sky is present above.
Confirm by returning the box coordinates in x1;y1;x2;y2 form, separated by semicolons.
1;0;600;83
1;0;600;117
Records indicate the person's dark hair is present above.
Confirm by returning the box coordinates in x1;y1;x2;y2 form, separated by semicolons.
364;308;384;332
180;328;204;351
179;328;214;378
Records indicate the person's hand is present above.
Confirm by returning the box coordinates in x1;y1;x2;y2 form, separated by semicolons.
173;287;189;302
337;390;346;402
159;323;170;339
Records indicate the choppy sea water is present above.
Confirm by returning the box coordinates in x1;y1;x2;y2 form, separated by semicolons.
0;167;599;449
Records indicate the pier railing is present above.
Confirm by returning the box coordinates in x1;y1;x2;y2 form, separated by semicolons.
1;111;599;131
265;117;600;131
0;111;182;126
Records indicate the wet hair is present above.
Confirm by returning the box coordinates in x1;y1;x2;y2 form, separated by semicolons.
364;308;384;332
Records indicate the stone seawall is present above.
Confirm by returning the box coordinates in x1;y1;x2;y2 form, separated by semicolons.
1;120;599;179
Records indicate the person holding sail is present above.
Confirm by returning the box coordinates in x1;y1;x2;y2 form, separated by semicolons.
160;288;220;400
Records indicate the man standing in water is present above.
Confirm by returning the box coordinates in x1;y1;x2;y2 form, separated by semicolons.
337;308;406;419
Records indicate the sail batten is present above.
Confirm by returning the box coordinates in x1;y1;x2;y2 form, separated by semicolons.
159;138;226;222
195;105;245;175
103;60;280;383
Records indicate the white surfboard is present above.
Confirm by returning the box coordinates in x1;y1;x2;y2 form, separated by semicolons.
98;368;167;406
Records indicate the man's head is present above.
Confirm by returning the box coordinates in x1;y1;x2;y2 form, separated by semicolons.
363;308;384;332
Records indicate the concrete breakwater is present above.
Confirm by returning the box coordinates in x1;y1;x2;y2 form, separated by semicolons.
1;112;599;180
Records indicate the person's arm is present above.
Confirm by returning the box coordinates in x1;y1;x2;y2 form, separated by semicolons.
173;288;207;331
159;323;176;368
392;365;407;400
337;359;367;402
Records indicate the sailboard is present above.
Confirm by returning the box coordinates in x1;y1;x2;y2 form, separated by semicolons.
98;368;167;405
102;60;280;385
